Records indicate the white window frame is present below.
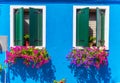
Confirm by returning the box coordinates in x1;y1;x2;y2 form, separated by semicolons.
10;5;46;48
73;6;109;50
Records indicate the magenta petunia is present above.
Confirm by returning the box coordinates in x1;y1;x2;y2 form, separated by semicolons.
5;46;50;68
67;46;108;68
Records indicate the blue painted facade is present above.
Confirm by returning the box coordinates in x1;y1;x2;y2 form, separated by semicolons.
0;2;120;83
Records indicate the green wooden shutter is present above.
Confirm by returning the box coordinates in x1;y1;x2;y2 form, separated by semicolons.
76;8;89;47
14;8;24;46
96;8;105;47
29;8;43;46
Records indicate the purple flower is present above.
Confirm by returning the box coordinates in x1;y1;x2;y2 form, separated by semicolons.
66;46;108;68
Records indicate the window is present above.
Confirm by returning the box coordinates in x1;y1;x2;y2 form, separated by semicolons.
73;6;109;49
10;5;46;48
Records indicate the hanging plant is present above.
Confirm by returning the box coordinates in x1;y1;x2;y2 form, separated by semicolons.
5;46;50;68
66;46;108;68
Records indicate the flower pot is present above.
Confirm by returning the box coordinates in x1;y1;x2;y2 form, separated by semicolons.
25;40;29;46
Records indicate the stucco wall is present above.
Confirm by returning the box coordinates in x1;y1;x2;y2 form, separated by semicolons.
0;3;120;83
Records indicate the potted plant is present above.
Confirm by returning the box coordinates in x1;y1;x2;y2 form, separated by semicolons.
66;46;108;68
5;46;50;68
89;36;96;47
24;34;29;46
53;79;66;83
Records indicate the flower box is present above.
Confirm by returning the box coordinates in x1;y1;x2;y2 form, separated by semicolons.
67;46;108;68
5;46;50;68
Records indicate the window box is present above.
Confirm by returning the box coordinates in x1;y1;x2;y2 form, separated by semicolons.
5;46;50;68
67;46;108;68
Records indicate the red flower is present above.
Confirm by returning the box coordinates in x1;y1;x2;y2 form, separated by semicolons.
60;81;64;83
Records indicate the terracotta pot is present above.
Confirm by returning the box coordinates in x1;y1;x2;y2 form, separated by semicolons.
25;41;29;46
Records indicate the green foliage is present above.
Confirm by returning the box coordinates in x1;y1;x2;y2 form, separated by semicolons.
89;36;96;46
0;64;7;72
89;36;96;43
53;79;66;83
24;34;29;39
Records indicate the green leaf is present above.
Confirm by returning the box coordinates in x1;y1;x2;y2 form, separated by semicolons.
0;64;2;72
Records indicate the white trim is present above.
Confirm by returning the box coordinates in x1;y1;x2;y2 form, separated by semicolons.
10;5;46;48
73;6;109;50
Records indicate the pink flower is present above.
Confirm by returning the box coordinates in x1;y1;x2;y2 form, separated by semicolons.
5;46;50;68
33;49;38;55
67;46;108;68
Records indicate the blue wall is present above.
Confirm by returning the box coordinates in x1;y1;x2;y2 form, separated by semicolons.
109;4;120;83
0;3;120;83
